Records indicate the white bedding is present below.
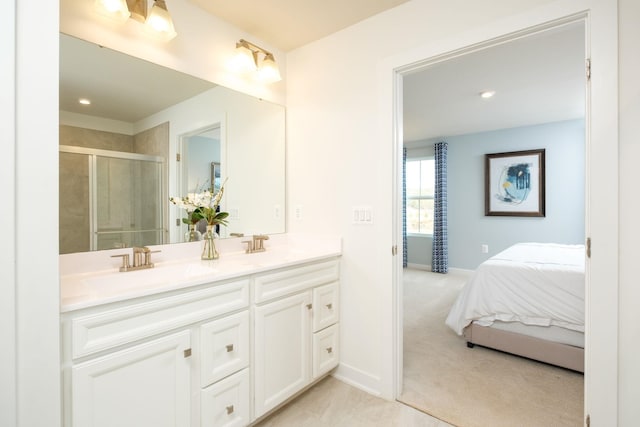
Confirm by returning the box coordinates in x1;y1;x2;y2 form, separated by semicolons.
445;242;585;336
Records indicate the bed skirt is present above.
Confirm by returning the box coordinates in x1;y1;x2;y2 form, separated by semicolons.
463;323;584;373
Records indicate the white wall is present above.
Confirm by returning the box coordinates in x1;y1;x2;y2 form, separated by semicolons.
3;1;61;426
618;0;640;424
0;2;16;425
287;0;564;397
287;0;621;423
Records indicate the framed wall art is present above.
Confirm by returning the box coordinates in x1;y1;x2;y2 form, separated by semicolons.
485;149;545;217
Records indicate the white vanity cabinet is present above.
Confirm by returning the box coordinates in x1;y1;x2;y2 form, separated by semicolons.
61;278;250;427
253;259;340;418
61;247;341;427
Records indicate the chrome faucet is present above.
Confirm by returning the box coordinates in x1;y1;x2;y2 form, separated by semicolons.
111;246;160;272
242;234;269;253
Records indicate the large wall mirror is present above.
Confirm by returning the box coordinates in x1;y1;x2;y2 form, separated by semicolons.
59;33;286;254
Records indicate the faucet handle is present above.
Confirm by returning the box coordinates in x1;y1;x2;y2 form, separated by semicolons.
242;240;253;254
252;234;269;251
111;253;131;272
144;248;160;266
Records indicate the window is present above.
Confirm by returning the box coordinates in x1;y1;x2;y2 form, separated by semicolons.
406;158;434;235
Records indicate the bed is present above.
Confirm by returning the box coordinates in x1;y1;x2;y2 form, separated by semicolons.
445;242;585;372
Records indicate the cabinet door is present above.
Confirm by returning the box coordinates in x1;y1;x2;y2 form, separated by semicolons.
201;368;250;427
72;331;191;427
200;311;249;387
254;291;311;418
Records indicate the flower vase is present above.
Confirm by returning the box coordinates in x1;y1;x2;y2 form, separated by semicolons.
201;225;219;260
185;224;202;242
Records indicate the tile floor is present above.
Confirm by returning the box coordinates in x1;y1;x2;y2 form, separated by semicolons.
255;376;452;427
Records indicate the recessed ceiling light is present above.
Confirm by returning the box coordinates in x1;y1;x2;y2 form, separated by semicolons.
479;90;496;99
78;98;91;105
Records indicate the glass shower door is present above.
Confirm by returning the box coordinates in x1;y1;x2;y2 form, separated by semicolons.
94;156;164;251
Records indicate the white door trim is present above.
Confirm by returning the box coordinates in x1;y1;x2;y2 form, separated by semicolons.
388;2;618;424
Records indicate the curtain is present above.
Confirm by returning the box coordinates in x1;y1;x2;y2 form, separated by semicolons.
402;147;408;268
432;142;448;273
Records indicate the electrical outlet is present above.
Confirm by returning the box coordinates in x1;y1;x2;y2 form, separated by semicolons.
229;208;240;220
481;244;489;253
274;204;281;219
294;205;303;220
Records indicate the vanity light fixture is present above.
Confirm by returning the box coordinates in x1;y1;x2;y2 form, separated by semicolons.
94;0;177;41
480;90;496;99
232;39;282;84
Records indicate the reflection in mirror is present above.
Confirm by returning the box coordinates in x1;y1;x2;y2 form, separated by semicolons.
59;34;286;254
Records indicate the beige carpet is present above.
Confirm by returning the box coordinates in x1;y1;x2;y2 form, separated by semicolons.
399;269;584;427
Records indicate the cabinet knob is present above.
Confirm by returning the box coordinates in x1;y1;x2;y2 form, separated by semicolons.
306;303;313;310
326;303;333;309
326;346;333;354
226;344;234;352
183;348;192;358
226;405;234;415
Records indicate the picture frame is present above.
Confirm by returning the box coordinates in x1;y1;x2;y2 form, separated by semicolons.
485;149;545;217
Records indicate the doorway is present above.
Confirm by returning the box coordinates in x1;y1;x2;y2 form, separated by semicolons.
395;19;587;426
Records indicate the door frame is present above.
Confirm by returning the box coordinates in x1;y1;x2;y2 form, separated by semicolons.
389;4;619;424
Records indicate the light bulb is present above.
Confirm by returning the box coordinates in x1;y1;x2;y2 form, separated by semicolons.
232;43;258;73
145;0;177;41
257;54;281;84
94;0;130;22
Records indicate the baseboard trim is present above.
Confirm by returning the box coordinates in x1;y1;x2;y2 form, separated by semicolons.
332;363;384;398
406;263;431;270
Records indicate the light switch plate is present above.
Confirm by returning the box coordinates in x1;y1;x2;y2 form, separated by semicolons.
352;206;373;224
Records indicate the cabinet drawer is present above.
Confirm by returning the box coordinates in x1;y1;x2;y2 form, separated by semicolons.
312;282;339;332
70;279;249;359
254;259;339;304
312;324;339;379
200;311;249;387
201;368;250;427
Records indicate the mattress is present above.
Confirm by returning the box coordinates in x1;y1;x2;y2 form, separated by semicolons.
446;242;585;338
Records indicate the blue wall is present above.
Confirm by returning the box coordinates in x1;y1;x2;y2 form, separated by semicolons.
406;119;585;269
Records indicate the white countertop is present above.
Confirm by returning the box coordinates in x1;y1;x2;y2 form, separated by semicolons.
60;234;341;313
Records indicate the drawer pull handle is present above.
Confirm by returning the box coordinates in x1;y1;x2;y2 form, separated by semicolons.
226;344;234;352
306;303;313;310
326;346;333;354
326;303;333;309
226;405;234;415
183;348;192;358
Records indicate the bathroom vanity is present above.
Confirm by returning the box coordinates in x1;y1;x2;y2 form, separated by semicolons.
60;235;341;427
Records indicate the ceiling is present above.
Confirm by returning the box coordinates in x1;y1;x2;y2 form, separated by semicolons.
403;22;586;143
188;0;411;52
